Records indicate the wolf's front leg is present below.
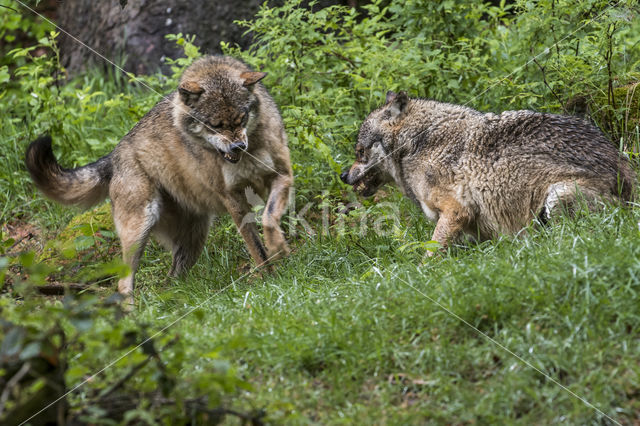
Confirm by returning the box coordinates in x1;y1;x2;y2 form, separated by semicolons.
222;192;270;268
428;200;471;256
262;174;292;261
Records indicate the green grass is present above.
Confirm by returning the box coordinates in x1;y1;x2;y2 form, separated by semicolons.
2;15;639;422
3;106;639;421
70;198;638;424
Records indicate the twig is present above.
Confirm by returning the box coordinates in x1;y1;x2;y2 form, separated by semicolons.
606;23;618;113
0;362;31;417
330;51;357;68
36;283;94;295
531;55;568;114
0;4;19;13
2;232;34;256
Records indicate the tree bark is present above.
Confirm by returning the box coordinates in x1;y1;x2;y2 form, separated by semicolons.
56;0;358;76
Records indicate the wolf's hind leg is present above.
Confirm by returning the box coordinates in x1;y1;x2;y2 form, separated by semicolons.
167;216;210;277
542;181;612;221
112;195;161;307
152;196;210;277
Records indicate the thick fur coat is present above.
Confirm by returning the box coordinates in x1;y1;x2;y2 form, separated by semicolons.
341;91;634;251
26;56;293;304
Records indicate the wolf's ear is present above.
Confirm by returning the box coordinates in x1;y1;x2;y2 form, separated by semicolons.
386;90;409;119
240;71;267;87
178;81;204;106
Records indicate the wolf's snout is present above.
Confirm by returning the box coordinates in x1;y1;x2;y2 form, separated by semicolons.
340;168;350;184
230;141;247;152
218;141;245;163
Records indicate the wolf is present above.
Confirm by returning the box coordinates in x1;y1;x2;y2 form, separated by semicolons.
26;55;293;305
340;90;634;253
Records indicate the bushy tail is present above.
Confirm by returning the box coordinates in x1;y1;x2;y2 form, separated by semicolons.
25;135;113;209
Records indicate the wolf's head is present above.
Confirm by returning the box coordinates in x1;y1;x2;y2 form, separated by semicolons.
176;57;267;163
340;90;409;196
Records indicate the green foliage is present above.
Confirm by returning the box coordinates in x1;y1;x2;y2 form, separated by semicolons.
164;33;203;76
485;0;640;145
0;31;157;224
0;242;256;424
1;0;640;423
0;1;53;67
224;0;640;196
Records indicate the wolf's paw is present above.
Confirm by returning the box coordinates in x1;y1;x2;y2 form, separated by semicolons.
267;241;290;261
265;230;290;262
121;294;135;313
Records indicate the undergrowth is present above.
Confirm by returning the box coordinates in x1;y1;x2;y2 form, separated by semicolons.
1;0;639;423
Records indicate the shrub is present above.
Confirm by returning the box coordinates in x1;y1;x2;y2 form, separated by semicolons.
223;0;639;197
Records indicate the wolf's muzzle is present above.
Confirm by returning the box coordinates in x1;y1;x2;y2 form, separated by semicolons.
340;168;350;184
219;141;247;164
230;141;247;153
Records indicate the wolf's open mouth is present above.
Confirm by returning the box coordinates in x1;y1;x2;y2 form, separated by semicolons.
218;149;241;163
354;180;367;193
351;174;378;197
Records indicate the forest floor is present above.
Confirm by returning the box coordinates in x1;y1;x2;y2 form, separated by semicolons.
6;187;640;423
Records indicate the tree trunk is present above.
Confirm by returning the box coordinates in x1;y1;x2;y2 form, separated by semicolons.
56;0;358;76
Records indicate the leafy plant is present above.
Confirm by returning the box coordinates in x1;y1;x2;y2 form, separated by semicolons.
223;0;639;203
0;0;54;68
0;240;258;424
485;0;640;146
1;0;640;423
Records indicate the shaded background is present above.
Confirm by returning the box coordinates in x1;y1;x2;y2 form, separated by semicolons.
55;0;363;75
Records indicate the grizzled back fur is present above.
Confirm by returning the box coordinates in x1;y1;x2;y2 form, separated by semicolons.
491;111;634;201
344;91;635;250
358;92;634;203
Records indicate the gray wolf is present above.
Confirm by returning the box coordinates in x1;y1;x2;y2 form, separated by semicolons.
26;55;293;304
340;90;634;252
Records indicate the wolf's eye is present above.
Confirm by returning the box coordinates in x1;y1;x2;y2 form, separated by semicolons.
356;148;365;160
207;121;223;130
240;112;249;125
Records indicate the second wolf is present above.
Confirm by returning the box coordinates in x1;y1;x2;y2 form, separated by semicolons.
26;56;293;304
341;91;634;252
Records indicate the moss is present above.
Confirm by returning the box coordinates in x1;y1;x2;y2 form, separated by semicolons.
39;203;120;285
613;83;640;124
53;203;114;248
586;82;640;145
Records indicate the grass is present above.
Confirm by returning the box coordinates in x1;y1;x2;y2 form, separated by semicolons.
59;197;637;424
2;102;639;422
1;37;639;426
